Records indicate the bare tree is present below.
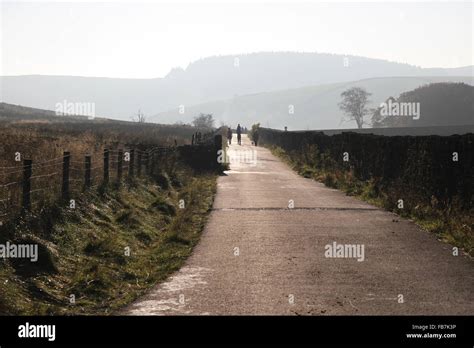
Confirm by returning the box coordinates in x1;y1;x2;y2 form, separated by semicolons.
131;109;146;123
338;87;371;129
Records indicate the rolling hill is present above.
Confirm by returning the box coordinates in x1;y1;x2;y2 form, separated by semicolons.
1;52;472;124
151;76;474;130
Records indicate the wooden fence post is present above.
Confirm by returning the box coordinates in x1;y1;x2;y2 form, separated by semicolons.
137;151;142;177
62;152;70;200
103;149;109;184
117;149;123;183
144;151;150;176
22;159;32;211
129;149;135;177
150;150;156;176
84;155;91;189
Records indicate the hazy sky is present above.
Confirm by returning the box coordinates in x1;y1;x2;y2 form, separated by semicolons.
1;0;472;78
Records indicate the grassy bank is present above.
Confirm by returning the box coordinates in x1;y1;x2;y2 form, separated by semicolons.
270;145;473;257
0;166;217;315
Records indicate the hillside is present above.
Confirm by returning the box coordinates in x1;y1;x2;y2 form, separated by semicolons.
0;102;102;123
0;103;208;148
152;76;474;130
373;83;474;127
1;52;472;122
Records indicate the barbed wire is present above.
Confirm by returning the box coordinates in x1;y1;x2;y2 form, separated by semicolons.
0;140;198;219
0;169;26;176
30;187;56;195
30;172;60;180
0;155;66;170
0;181;21;188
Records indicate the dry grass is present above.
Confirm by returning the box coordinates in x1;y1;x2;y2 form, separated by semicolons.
0;121;208;220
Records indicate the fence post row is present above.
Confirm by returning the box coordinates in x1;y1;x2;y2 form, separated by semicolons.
12;145;169;215
22;159;32;211
62;151;70;200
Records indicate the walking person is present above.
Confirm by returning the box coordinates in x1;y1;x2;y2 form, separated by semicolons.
237;124;242;145
253;128;259;146
227;127;233;145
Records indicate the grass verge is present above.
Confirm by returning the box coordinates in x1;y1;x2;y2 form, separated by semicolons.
0;168;217;315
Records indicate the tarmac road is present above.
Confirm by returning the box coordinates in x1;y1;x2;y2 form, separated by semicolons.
123;135;473;315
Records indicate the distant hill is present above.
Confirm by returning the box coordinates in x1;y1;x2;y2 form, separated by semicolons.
0;102;109;123
1;52;472;122
0;102;56;120
152;76;474;130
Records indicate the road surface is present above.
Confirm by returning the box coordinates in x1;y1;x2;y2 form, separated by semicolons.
123;135;473;315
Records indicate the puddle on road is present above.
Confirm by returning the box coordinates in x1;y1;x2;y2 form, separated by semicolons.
125;266;213;315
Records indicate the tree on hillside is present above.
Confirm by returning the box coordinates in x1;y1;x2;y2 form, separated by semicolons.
192;113;215;128
371;96;400;128
338;87;371;129
132;109;146;123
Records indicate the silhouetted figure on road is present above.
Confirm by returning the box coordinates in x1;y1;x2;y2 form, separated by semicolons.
227;127;233;145
253;129;259;146
237;124;242;145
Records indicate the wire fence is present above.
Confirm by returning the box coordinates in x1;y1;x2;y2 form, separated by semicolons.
0;128;225;224
0;144;180;222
